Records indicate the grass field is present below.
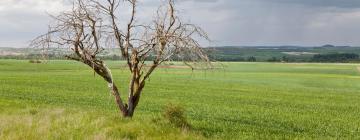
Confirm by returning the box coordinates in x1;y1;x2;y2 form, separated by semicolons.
1;60;360;139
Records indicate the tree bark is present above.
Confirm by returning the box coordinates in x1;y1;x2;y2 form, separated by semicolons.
81;60;130;117
109;83;129;117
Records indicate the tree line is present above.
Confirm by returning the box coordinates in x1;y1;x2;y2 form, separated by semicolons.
1;53;359;63
209;53;360;63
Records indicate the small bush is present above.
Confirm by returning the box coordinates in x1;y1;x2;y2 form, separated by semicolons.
29;59;42;63
29;109;38;115
163;103;190;128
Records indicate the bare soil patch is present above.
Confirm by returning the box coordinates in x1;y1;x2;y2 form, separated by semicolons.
117;64;190;69
157;65;190;69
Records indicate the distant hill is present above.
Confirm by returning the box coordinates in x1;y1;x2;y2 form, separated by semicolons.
1;45;360;62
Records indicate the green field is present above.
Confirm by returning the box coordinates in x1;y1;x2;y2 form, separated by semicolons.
1;60;360;139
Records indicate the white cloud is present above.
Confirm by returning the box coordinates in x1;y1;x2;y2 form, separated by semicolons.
0;0;70;47
0;0;69;13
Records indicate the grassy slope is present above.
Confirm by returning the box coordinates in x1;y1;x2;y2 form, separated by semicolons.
1;60;360;139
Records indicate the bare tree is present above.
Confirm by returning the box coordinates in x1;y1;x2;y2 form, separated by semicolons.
32;0;210;117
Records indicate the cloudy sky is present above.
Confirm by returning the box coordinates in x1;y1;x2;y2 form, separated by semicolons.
1;0;360;47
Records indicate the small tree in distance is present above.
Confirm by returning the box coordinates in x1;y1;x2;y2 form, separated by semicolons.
32;0;210;117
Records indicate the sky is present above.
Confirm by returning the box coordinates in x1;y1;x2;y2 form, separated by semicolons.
1;0;360;47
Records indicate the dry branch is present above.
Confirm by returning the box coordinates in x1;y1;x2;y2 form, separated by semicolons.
32;0;210;117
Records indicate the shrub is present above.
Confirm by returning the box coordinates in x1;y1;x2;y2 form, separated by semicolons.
267;57;280;62
163;103;190;128
29;109;38;115
29;59;42;63
247;56;257;62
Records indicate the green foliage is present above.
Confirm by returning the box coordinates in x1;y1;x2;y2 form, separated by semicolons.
247;56;257;62
311;53;359;62
4;46;360;62
267;57;281;62
207;46;360;62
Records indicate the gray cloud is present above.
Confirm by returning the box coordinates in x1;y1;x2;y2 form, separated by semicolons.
1;0;360;47
181;0;219;3
263;0;360;8
176;0;360;46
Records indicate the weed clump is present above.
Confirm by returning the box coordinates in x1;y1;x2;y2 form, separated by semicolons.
29;59;42;63
29;109;38;115
163;103;190;129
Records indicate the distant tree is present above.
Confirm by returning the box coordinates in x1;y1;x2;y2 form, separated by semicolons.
322;44;336;48
32;0;210;117
267;57;280;62
247;56;256;62
311;53;359;62
281;56;289;62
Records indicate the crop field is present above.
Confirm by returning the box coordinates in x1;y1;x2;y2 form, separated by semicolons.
1;60;360;139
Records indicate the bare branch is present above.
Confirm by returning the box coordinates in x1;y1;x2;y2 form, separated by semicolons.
32;0;211;118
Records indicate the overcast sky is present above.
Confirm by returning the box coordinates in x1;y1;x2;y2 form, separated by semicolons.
1;0;360;47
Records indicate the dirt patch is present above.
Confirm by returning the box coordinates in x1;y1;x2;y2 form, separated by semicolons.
118;64;216;69
356;66;360;72
116;64;191;69
157;65;190;69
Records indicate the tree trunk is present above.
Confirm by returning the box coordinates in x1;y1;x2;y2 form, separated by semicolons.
109;84;144;118
125;82;145;117
108;83;129;117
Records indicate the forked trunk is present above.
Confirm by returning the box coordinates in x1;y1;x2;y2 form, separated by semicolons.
124;86;144;117
109;84;144;118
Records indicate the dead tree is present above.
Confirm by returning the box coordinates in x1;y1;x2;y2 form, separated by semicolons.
32;0;210;117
